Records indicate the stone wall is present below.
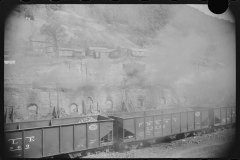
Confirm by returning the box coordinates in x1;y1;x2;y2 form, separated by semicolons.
4;85;180;122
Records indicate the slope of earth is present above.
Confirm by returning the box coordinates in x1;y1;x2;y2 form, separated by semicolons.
84;128;238;158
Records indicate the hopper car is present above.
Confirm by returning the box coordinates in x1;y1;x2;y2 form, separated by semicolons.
4;105;236;158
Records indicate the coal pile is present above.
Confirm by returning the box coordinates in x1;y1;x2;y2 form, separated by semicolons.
78;117;97;123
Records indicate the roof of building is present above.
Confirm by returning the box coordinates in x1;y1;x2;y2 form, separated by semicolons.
88;47;109;50
31;35;53;43
59;48;84;52
97;49;115;52
129;48;149;52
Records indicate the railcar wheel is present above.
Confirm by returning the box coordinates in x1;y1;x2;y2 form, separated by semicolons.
119;142;129;151
169;135;176;140
184;132;191;138
86;151;92;156
196;131;202;136
124;144;129;150
148;139;156;145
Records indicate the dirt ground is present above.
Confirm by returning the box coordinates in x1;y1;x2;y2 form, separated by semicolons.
84;128;238;158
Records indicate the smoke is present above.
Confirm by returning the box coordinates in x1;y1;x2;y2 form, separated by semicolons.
122;62;147;85
140;5;236;104
5;5;236;108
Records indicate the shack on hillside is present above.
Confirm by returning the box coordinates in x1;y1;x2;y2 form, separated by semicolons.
59;48;74;58
73;48;85;59
30;38;53;56
59;48;85;59
108;46;128;59
85;47;108;58
96;48;115;59
127;48;149;58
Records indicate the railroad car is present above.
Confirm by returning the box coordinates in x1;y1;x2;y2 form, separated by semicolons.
4;105;235;158
4;115;114;158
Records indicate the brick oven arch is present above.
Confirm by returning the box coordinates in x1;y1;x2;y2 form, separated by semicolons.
27;103;38;115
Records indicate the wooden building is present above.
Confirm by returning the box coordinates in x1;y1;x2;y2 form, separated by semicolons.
127;48;149;58
30;38;53;56
108;46;129;59
58;48;74;58
73;48;85;59
85;47;109;58
59;48;85;59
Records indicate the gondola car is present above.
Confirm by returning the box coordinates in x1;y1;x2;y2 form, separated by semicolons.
4;105;235;158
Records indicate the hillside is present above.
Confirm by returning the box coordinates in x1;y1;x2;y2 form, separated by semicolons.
4;4;235;121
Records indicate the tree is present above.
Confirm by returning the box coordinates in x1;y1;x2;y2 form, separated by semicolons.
40;13;67;57
12;4;41;20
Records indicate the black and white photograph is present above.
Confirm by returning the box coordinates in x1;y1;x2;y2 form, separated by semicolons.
4;4;236;158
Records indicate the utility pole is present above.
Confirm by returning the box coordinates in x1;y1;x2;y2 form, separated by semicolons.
56;80;60;118
123;79;130;112
86;64;88;82
81;60;83;82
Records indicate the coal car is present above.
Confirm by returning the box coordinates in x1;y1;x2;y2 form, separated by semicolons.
4;105;235;158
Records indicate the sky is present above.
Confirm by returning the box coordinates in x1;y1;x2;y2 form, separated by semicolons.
188;4;235;22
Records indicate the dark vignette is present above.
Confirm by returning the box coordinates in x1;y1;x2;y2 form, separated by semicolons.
1;0;239;159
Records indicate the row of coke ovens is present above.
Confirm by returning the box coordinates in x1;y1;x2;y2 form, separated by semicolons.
4;105;236;158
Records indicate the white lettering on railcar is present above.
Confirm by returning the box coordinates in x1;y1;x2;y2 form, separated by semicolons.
147;126;153;130
146;121;153;125
172;118;177;122
138;131;144;136
155;125;161;130
195;112;200;117
146;130;151;135
154;120;161;125
25;136;35;142
163;119;171;123
89;139;96;144
8;138;22;144
139;122;144;127
89;124;98;130
25;144;30;149
8;136;36;151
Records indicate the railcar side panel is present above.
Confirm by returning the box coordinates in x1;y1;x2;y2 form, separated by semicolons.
21;120;51;129
100;121;113;146
5;123;20;131
221;108;227;125
187;112;194;131
43;127;60;157
194;111;201;129
60;126;74;153
162;114;171;136
145;116;154;139
123;119;135;142
153;115;162;137
135;117;145;140
201;110;209;128
232;107;236;123
74;124;87;150
24;129;42;158
87;123;99;148
172;113;180;134
214;109;221;126
5;131;23;158
180;112;187;132
226;108;232;124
